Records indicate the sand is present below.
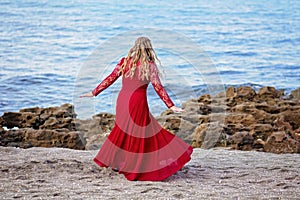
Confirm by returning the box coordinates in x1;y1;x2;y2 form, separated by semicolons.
1;146;299;200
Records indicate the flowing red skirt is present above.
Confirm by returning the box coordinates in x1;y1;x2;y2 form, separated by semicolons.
94;85;193;181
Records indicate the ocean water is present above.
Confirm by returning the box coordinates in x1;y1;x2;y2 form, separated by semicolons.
1;0;299;118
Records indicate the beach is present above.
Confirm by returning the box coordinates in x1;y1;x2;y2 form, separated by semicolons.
1;146;299;199
1;85;300;199
1;1;300;199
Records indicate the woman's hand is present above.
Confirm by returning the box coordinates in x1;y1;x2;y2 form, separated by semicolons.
79;92;94;98
170;106;184;113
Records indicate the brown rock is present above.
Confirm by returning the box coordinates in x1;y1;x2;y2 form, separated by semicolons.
290;87;300;100
0;112;40;129
230;102;256;113
226;86;236;98
210;105;226;113
39;116;75;130
191;122;226;149
263;131;300;153
197;94;212;104
158;115;196;137
182;100;201;114
0;126;4;133
173;119;196;144
274;116;293;132
249;124;273;141
225;113;256;127
188;86;300;153
39;104;76;127
0;104;76;131
255;102;280;114
181;114;209;125
191;124;208;148
228;131;254;151
280;110;300;130
249;109;275;124
257;86;283;99
159;115;179;131
160;109;174;116
0;128;85;150
85;134;106;150
75;118;104;139
236;86;256;101
20;106;41;114
182;100;211;115
93;112;115;133
224;123;248;135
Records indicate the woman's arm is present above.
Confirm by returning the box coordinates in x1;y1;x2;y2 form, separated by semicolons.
150;64;183;112
80;58;124;98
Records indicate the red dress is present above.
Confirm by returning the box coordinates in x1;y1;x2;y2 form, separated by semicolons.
92;57;193;181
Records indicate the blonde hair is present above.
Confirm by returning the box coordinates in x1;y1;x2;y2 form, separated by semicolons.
120;37;161;81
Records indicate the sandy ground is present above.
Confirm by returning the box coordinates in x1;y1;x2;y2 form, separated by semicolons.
0;147;299;200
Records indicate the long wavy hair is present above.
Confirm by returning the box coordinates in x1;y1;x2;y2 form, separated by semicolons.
120;37;161;81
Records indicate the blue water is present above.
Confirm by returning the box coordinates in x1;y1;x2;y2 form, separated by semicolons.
1;0;300;118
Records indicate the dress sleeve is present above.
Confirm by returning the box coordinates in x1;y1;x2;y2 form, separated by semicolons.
150;64;175;108
92;57;125;96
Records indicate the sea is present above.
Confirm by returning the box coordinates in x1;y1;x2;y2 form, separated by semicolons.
1;0;299;119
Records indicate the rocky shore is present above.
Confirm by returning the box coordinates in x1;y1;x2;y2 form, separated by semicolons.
1;86;300;154
1;85;300;199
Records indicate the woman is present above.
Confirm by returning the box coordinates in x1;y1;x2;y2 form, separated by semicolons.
80;37;193;181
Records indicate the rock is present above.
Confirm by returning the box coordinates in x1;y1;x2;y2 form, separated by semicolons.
1;85;300;154
274;116;293;132
250;110;275;124
191;122;226;149
161;85;300;153
197;94;212;104
290;87;300;100
280;110;300;130
173;119;196;144
0;128;86;150
228;131;254;151
191;124;208;148
263;132;300;154
293;129;300;142
85;134;106;150
236;86;256;101
225;113;256;127
224;123;248;136
160;109;175;116
230;102;256;113
39;104;76;130
257;86;283;99
0;126;4;133
0;103;76;131
0;112;40;129
75;118;102;134
39;116;75;130
157;114;196;144
182;100;211;115
249;124;274;141
181;114;209;125
226;86;236;98
0;104;83;150
19;106;41;113
92;112;115;133
255;102;280;114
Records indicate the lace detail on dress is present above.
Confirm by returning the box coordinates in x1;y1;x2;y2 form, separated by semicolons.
150;64;175;108
92;58;124;96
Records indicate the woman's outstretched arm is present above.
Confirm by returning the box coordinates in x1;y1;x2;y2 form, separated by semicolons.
150;64;183;112
80;58;124;98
